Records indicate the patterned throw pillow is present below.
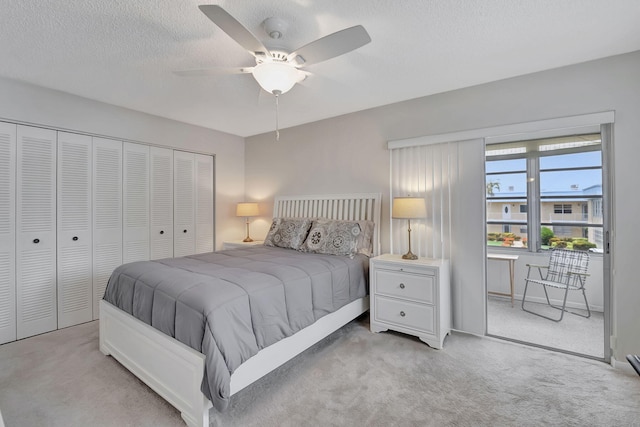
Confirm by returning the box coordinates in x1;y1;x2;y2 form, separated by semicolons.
264;218;312;250
355;220;375;257
263;218;282;247
301;219;362;257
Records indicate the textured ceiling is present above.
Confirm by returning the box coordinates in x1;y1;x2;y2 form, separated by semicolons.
1;0;639;137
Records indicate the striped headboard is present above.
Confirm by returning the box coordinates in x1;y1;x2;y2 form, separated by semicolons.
273;193;382;256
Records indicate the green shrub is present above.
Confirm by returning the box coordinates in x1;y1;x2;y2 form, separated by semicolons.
572;239;597;251
541;227;554;245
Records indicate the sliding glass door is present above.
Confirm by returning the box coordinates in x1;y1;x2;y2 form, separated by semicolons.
485;129;610;361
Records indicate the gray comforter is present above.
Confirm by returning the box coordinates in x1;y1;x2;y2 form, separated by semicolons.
103;246;368;411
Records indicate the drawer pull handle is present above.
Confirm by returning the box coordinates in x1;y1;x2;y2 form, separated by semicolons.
399;283;405;289
160;230;164;235
400;311;406;317
183;229;188;233
72;236;78;241
33;238;40;244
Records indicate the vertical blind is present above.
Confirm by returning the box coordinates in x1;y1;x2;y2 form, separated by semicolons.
390;139;486;334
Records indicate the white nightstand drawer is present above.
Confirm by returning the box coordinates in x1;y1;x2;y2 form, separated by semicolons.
374;296;435;335
375;270;434;304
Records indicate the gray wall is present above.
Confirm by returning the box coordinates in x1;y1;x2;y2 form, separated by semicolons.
0;76;246;247
245;50;640;363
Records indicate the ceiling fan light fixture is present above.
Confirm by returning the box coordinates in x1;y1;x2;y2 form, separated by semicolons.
252;62;303;95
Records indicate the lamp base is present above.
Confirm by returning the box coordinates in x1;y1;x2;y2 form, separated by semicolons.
243;236;254;243
402;251;418;260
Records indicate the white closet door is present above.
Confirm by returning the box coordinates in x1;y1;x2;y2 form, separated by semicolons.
57;132;93;328
123;142;150;263
174;151;196;257
195;154;214;254
93;137;122;319
150;147;173;260
0;122;16;344
16;125;57;339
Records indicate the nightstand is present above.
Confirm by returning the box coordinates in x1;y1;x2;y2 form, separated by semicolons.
222;240;264;250
370;254;451;349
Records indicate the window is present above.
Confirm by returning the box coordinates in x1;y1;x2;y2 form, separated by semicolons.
553;204;572;214
486;133;603;251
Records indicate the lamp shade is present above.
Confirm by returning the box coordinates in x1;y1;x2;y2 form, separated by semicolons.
392;197;426;219
252;62;304;95
236;202;259;217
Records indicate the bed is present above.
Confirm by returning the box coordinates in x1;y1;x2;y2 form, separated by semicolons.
99;193;381;427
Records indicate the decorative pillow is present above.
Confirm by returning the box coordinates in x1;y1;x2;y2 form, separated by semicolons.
264;218;312;250
301;219;362;257
263;218;283;247
355;220;375;257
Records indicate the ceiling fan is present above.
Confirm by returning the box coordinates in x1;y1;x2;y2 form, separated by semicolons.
175;5;372;96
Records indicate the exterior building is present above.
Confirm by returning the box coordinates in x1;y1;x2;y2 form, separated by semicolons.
486;184;603;249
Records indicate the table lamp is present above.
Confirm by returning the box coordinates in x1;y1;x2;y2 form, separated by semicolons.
236;202;259;242
392;197;426;260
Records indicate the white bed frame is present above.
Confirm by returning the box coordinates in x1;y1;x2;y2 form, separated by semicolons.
99;193;381;427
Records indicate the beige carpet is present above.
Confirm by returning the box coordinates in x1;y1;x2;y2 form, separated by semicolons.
1;315;639;427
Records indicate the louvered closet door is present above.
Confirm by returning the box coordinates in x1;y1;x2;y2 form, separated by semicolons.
174;151;196;257
57;132;93;328
123;142;150;263
195;154;214;253
93;137;122;319
16;125;57;339
0;122;16;344
150;147;173;259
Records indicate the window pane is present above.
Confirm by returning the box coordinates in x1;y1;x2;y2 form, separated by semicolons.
540;151;602;169
486;158;526;174
542;200;602;224
486;173;527;196
487;224;528;249
540;225;603;252
540;169;602;195
542;201;602;224
487;201;527;222
486;157;527;249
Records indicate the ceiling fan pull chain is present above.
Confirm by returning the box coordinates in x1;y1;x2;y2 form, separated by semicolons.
275;92;280;141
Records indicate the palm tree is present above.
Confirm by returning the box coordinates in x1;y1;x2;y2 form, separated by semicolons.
486;181;500;196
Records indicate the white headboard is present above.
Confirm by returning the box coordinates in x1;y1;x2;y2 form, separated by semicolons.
273;193;382;256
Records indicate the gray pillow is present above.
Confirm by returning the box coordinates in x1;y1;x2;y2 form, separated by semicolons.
264;218;312;250
355;220;375;257
301;219;362;257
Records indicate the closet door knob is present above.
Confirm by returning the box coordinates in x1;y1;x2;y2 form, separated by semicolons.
400;311;406;317
72;236;78;241
159;230;164;235
399;283;405;289
33;238;40;244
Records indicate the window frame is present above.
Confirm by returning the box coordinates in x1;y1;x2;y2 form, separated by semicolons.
486;134;603;252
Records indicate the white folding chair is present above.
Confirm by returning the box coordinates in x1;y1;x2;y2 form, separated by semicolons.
521;248;590;322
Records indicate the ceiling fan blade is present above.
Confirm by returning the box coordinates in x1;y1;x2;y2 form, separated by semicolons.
173;67;253;77
198;5;270;57
287;25;371;67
